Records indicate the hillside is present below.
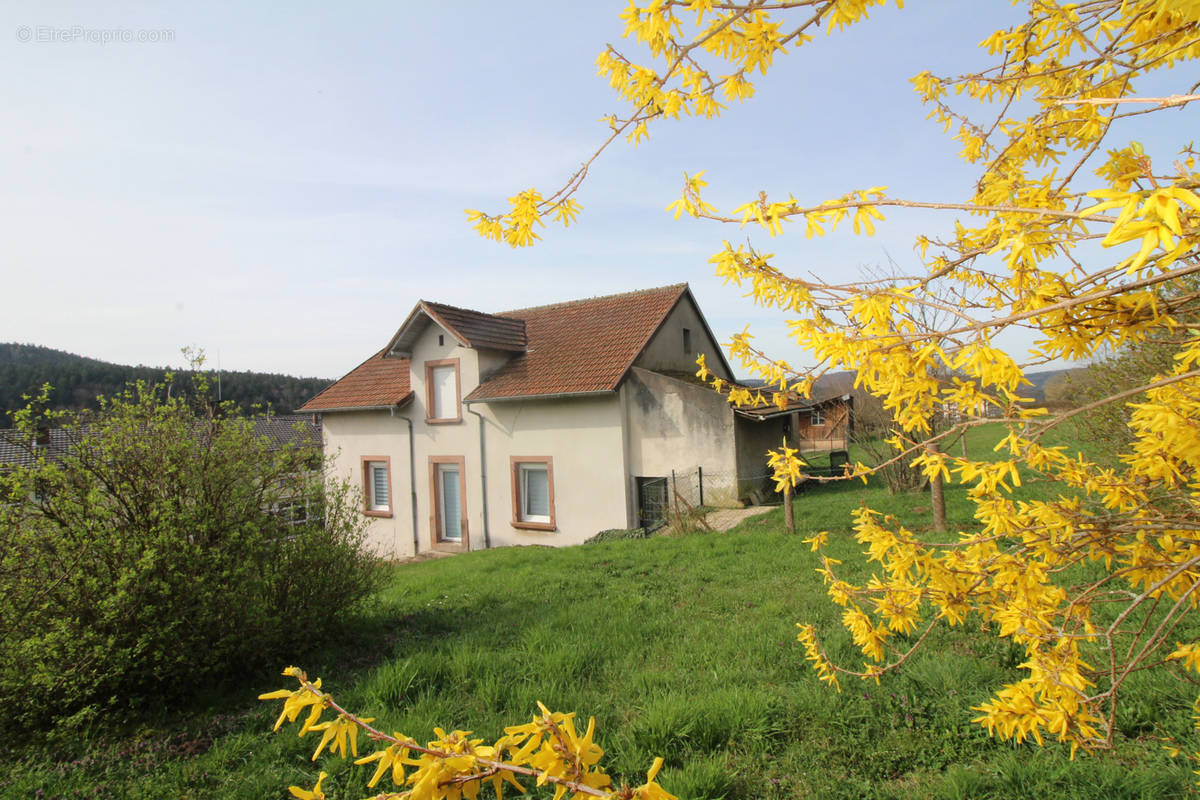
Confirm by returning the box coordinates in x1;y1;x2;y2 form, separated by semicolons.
0;343;332;421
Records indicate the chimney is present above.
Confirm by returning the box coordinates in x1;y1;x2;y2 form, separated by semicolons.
34;425;50;448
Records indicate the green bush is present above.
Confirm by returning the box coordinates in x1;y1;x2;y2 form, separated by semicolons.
0;379;377;728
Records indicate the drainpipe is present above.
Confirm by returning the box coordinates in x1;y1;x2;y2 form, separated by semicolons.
466;406;491;549
394;410;419;556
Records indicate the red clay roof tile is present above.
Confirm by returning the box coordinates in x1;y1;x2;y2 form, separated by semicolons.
298;349;412;412
421;301;527;352
303;284;692;411
467;284;688;401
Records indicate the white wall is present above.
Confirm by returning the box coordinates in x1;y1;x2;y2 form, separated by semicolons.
472;394;630;547
322;409;416;558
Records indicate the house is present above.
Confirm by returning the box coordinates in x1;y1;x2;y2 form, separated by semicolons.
300;284;851;557
0;414;324;525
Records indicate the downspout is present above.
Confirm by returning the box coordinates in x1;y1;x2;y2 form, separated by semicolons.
394;409;419;556
466;406;491;549
619;382;635;529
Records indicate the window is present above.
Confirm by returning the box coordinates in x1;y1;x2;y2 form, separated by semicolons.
810;408;825;427
511;457;555;530
430;456;468;549
682;327;692;354
361;457;392;517
425;359;461;423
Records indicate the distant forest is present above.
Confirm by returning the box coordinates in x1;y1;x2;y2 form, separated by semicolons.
0;343;333;423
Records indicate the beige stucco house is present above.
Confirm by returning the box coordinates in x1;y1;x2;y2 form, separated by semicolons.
300;284;847;558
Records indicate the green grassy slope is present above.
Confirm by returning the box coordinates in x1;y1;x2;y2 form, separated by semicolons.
4;515;1194;799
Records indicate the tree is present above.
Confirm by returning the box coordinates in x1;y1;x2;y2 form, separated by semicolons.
468;0;1200;756
0;372;377;728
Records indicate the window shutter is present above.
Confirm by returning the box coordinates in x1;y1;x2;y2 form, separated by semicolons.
371;463;389;508
440;465;462;540
522;465;550;519
433;365;456;419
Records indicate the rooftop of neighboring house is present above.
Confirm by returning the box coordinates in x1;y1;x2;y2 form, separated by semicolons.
301;283;735;412
0;415;320;470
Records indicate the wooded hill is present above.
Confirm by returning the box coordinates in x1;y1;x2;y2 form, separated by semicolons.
0;343;332;421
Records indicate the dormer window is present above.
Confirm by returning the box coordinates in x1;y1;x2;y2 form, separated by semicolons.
426;359;461;423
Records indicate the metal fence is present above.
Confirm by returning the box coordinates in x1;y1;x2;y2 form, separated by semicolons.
644;453;854;526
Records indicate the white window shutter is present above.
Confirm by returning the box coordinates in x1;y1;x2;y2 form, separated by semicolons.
521;464;550;521
433;365;456;419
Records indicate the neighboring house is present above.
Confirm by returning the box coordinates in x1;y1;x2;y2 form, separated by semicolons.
0;414;320;469
0;414;323;525
301;283;854;558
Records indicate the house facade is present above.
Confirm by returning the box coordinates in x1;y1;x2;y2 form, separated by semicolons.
300;284;847;558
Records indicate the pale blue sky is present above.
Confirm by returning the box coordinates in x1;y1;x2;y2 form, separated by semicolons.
1;2;1193;381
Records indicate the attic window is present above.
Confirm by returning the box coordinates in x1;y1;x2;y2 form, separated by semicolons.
439;334;444;346
682;328;692;354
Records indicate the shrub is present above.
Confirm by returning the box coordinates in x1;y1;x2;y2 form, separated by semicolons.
0;378;377;727
586;527;649;544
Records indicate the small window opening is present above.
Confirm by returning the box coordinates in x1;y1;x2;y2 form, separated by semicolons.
683;328;692;354
438;334;445;346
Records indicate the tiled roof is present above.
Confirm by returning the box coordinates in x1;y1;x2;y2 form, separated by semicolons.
467;284;689;401
422;302;527;352
305;284;693;411
298;349;412;412
253;415;323;449
0;427;75;469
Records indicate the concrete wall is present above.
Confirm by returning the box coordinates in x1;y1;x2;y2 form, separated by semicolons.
623;367;740;507
734;414;789;500
634;295;732;379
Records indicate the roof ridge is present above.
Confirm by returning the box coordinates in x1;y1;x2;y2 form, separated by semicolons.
420;299;507;319
498;283;688;317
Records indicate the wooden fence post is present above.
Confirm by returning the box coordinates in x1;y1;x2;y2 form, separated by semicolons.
784;482;795;533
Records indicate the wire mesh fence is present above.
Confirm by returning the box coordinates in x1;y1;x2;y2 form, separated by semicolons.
650;453;855;524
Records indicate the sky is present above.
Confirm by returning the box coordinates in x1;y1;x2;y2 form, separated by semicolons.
2;1;1195;380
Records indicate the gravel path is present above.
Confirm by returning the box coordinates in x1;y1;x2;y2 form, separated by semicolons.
704;506;774;531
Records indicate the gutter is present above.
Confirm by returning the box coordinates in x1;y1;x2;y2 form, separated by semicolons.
302;401;412;414
464;389;613;405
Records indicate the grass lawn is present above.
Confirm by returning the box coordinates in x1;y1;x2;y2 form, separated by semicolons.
3;426;1196;799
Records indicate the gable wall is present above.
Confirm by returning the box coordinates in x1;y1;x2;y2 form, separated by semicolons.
633;295;732;379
